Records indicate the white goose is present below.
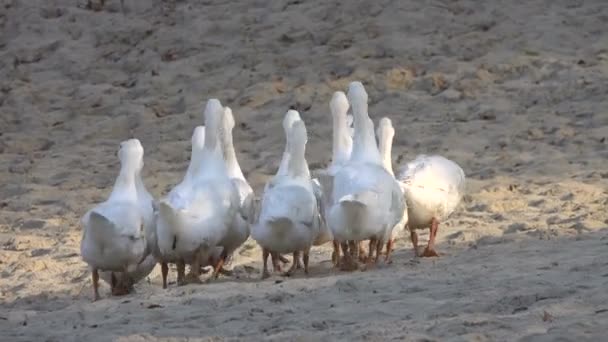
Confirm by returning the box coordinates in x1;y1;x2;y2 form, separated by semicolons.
265;110;303;190
154;126;223;288
157;99;240;285
311;91;354;265
258;109;323;271
396;155;465;257
211;106;253;277
253;114;321;279
327;82;406;270
376;117;407;260
80;139;156;300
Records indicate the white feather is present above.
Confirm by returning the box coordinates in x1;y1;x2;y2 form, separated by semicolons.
397;155;465;229
80;139;156;286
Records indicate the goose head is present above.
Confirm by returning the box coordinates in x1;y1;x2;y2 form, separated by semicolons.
223;107;236;132
202;99;224;155
287;118;309;177
347;81;381;164
330;91;353;166
220;106;236;155
283;109;302;149
221;106;247;181
118;138;145;173
276;110;302;177
377;117;395;176
347;81;368;121
186;126;206;179
192;126;206;151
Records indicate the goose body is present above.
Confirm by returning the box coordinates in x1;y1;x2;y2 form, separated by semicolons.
397;154;465;256
152;126;222;287
376;117;407;259
259;110;329;269
310;91;354;263
212;106;253;276
156;99;240;284
80;139;156;300
154;126;206;265
253;114;320;278
327;82;406;269
263;110;303;192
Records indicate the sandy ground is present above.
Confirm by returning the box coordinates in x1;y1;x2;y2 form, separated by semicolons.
1;0;608;340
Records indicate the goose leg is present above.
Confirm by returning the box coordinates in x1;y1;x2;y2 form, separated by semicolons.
211;250;228;280
331;240;340;267
358;241;368;262
283;251;299;276
161;262;169;289
348;240;359;261
92;268;100;301
185;248;203;284
361;238;378;271
261;248;271;279
111;269;130;296
110;271;117;293
303;249;310;275
410;229;420;257
421;218;440;257
374;238;383;264
271;252;282;272
385;238;394;264
340;241;357;271
176;260;186;286
368;239;376;261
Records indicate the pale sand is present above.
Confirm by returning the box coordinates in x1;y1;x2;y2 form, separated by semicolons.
1;0;607;341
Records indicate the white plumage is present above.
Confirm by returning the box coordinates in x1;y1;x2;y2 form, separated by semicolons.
80;139;156;300
397;154;465;256
156;99;240;285
327;82;406;270
253;115;321;278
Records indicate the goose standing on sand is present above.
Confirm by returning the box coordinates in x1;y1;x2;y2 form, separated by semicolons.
212;106;253;278
157;99;240;285
256;110;312;272
397;155;465;257
327;82;406;270
80;139;156;301
311;91;355;265
253;115;321;279
376;117;407;261
154;126;223;288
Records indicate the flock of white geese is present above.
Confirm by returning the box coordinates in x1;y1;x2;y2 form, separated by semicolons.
80;81;465;301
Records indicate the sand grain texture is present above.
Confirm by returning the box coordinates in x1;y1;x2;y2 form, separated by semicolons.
1;0;607;341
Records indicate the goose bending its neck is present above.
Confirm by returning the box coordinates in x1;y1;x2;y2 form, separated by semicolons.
377;117;395;176
347;82;382;165
221;107;246;181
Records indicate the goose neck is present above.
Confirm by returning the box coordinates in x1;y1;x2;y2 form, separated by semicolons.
222;131;246;180
379;138;394;176
110;166;138;201
332;114;348;164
